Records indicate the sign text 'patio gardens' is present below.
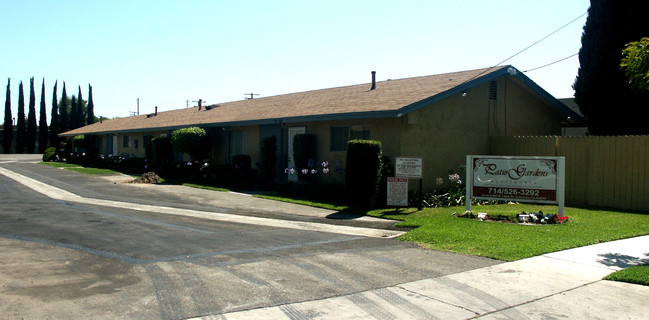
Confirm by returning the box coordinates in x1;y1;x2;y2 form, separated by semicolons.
465;155;565;216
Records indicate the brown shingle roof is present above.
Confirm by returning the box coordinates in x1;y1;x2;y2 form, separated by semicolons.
60;66;507;136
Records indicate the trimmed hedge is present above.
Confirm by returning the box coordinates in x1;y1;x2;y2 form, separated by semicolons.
171;127;209;160
42;147;57;162
345;139;382;208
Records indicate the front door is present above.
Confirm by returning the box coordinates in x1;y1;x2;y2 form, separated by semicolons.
111;134;118;155
287;127;305;182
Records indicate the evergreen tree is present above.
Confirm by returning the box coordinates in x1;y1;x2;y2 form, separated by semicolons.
38;78;48;153
59;83;68;134
2;78;12;153
49;81;59;148
76;85;83;128
70;96;77;130
15;81;26;154
87;84;95;125
573;0;649;135
26;77;37;153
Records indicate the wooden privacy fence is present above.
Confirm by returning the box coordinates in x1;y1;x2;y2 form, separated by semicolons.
489;135;649;212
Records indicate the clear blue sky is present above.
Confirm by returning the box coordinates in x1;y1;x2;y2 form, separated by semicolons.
2;0;590;120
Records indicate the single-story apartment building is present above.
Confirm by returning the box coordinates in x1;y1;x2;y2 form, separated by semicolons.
60;65;584;192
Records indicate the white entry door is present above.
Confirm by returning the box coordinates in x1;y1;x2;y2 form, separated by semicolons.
287;127;306;182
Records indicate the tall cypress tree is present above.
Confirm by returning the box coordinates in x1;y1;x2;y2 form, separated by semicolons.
70;96;77;130
2;78;12;153
573;0;649;135
76;85;83;128
59;83;68;134
16;81;26;154
38;78;48;153
87;84;95;125
26;77;37;153
49;81;59;148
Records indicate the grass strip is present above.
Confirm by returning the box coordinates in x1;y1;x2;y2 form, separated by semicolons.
181;183;229;192
255;194;350;211
65;167;121;175
604;265;649;286
38;162;81;168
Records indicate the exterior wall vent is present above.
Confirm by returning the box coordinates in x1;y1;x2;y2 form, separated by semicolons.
489;81;497;100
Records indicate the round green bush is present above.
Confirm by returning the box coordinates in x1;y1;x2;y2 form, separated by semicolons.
42;147;57;162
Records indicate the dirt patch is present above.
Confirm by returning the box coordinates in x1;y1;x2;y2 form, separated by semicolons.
128;172;161;184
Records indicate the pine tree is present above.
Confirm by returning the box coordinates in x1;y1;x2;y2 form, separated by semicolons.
16;81;26;154
87;84;95;125
2;78;12;153
38;78;48;153
49;81;59;148
26;77;37;153
573;0;649;135
59;83;68;134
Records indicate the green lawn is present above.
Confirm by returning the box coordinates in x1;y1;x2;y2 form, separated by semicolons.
39;162;120;175
38;162;81;168
64;167;121;175
255;194;350;211
367;204;649;262
604;265;649;286
181;183;229;192
252;192;649;262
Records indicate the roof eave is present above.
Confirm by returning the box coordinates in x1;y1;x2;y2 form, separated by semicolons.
396;66;511;116
58;110;399;136
395;66;587;126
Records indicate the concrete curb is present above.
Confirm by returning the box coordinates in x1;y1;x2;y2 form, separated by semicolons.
0;166;404;239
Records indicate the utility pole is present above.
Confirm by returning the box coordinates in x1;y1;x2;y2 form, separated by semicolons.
245;93;259;100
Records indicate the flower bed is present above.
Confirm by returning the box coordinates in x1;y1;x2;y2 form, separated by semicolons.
456;210;570;225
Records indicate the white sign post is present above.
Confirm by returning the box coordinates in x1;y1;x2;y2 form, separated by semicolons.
395;157;424;209
387;177;408;207
466;155;565;216
395;157;423;179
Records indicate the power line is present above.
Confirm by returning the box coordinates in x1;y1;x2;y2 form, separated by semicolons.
522;52;579;73
460;11;588;85
492;12;587;68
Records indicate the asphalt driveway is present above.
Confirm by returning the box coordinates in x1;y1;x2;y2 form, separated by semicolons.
0;156;500;319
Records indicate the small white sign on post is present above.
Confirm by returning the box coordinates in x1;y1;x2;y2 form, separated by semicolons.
465;155;565;216
387;177;408;207
395;157;423;179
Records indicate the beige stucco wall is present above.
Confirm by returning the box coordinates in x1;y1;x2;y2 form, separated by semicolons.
211;126;260;165
114;131;169;158
398;78;565;193
281;118;401;183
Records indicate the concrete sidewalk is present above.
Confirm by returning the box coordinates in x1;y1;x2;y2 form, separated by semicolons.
199;235;649;319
